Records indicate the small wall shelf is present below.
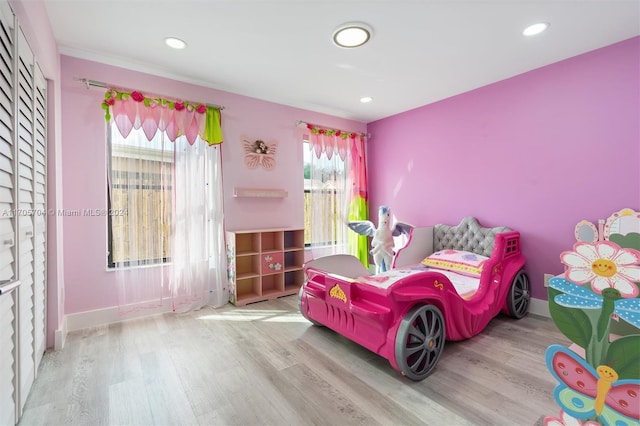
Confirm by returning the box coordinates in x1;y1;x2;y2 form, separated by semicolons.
233;187;288;198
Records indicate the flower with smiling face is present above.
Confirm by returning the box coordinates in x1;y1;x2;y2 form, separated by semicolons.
560;241;640;298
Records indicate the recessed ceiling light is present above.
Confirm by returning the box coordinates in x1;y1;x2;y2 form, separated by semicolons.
523;22;549;37
165;37;187;49
333;23;372;48
360;96;373;103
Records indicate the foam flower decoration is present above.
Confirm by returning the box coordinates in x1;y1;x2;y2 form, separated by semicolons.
561;241;640;298
130;91;145;102
544;410;600;426
305;123;364;140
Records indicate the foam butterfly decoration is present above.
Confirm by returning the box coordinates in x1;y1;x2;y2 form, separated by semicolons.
546;345;640;426
549;276;640;328
243;139;277;170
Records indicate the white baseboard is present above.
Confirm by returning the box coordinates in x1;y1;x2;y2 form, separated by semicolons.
63;296;551;336
65;300;173;333
53;318;67;351
529;297;550;318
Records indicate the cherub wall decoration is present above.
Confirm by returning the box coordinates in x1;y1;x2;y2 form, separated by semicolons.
243;139;277;170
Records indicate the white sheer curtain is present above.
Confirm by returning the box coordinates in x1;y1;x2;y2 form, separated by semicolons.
170;137;227;311
108;124;227;315
307;143;350;258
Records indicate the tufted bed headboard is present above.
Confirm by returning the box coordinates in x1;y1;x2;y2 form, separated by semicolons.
433;216;511;258
393;217;511;267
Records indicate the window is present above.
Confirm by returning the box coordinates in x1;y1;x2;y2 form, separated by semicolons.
303;140;348;248
107;124;174;267
103;90;226;312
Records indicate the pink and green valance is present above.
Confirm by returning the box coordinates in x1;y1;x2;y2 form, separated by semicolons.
102;88;223;145
305;123;365;161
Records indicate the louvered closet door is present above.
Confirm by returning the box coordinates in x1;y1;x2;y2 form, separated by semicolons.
0;2;16;425
16;27;35;412
32;65;45;368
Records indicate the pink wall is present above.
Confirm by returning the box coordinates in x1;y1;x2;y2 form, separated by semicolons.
60;56;365;314
12;0;640;328
367;37;640;300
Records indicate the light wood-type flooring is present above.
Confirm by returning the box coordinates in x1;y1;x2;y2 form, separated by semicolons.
19;295;570;426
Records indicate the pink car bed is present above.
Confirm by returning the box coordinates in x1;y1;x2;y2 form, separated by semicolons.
298;216;530;381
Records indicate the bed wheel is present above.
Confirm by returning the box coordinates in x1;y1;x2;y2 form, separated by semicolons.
507;270;530;319
298;285;323;326
394;304;445;381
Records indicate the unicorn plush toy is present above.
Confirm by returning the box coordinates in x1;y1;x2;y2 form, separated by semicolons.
348;205;413;273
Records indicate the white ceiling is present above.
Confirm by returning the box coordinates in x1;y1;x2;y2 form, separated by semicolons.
44;0;640;123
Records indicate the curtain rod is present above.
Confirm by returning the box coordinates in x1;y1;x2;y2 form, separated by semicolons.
296;120;369;138
76;77;226;110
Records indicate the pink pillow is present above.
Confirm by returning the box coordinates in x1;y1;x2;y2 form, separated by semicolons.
422;249;488;277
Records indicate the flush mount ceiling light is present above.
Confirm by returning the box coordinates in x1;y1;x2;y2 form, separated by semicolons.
332;23;372;48
360;96;373;103
523;22;549;36
165;37;187;49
